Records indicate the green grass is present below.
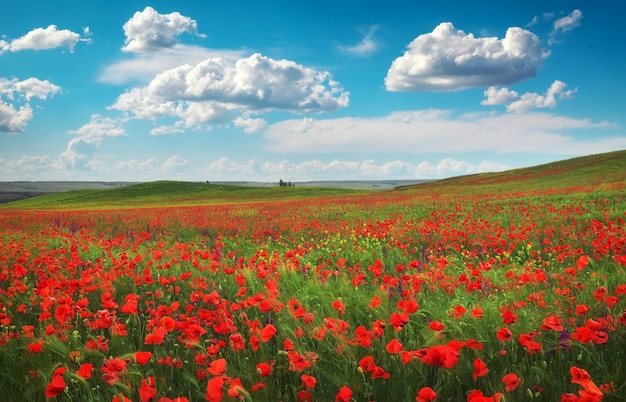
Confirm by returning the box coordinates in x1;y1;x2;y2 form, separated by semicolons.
0;181;370;209
396;149;626;194
3;150;625;209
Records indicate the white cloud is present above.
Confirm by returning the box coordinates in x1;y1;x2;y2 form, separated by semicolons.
553;9;583;34
201;156;509;181
0;25;82;53
110;53;349;127
482;80;577;113
385;22;547;92
263;110;621;156
60;114;127;167
122;6;202;53
150;124;185;136
203;157;258;178
99;46;245;84
0;101;33;132
337;26;379;57
0;77;60;132
233;113;267;133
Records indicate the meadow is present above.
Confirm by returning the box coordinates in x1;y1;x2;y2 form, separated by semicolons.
1;151;625;401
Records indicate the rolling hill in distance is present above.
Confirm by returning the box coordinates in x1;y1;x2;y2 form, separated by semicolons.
1;150;624;209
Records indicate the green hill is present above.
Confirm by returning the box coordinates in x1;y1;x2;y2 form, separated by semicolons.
395;150;626;194
1;181;368;209
2;150;625;209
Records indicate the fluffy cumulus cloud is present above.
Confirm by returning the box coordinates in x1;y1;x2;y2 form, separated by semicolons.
549;9;583;44
0;25;82;53
60;114;127;167
482;80;577;113
263;110;620;155
234;113;267;133
0;77;60;132
99;47;245;85
553;9;583;34
336;26;379;57
110;53;349;127
385;22;547;92
122;6;202;52
200;156;509;181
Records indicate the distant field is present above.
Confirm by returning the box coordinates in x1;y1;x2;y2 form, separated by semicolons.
0;180;429;204
0;181;136;203
1;150;625;209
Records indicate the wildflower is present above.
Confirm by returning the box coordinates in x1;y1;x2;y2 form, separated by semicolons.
429;321;445;331
208;358;226;376
228;378;248;398
335;385;353;402
205;376;224;402
139;376;157;402
76;363;93;380
256;362;272;377
297;390;312;401
332;300;345;316
501;310;518;325
453;305;467;319
541;315;563;331
467;389;504;401
416;387;437;401
134;351;153;365
386;338;403;354
369;295;382;308
570;366;591;386
502;373;521;391
27;340;44;353
45;367;67;398
260;324;277;342
473;358;488;381
575;304;590;317
301;374;317;388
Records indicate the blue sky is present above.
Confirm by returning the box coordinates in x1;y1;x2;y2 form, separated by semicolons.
1;1;624;182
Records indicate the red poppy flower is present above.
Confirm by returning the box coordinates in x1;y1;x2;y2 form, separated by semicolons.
416;386;437;402
76;363;93;380
501;310;518;325
301;374;317;388
570;366;591;386
134;351;153;365
541;315;563;331
467;389;504;401
335;385;353;402
369;295;381;308
139;376;157;402
386;338;403;354
206;376;224;402
297;390;312;402
496;327;512;341
45;367;67;398
260;324;277;342
453;305;467;319
332;300;345;316
502;373;521;391
228;378;247;398
208;358;226;376
27;340;44;353
429;321;444;331
256;362;272;377
473;358;488;381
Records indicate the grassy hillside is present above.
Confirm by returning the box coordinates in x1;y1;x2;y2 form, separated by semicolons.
2;151;624;209
396;150;626;194
1;181;369;209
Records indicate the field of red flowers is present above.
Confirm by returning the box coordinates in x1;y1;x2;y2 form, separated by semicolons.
1;184;625;401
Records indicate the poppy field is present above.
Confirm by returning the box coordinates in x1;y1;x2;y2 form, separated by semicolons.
1;180;625;401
